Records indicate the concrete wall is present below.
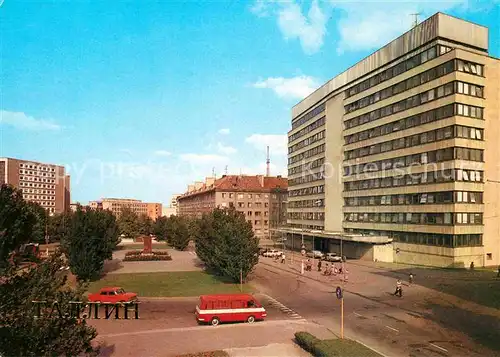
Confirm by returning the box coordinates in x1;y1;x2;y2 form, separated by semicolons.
483;56;500;266
393;242;484;267
373;244;394;263
324;94;345;232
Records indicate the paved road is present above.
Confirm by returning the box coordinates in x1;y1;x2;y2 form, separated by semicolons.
253;261;497;357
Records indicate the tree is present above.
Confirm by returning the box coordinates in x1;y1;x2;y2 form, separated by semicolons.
47;212;71;242
0;185;38;271
167;216;190;251
138;214;153;236
153;216;168;241
62;208;119;281
26;201;47;244
117;207;140;238
0;185;98;356
195;208;259;282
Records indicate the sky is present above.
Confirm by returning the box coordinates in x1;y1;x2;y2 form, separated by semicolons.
1;0;499;206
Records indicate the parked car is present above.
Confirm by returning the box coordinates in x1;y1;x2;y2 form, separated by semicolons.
195;294;267;326
263;249;283;257
88;287;138;304
306;250;324;259
324;253;342;262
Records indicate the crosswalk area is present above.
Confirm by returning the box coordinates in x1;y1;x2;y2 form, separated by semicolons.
260;294;306;322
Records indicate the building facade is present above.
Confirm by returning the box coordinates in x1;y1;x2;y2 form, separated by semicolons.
288;13;500;267
170;194;181;215
89;198;162;221
177;175;288;240
0;157;71;214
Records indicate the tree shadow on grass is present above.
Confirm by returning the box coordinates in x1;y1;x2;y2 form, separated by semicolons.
423;302;500;352
372;267;500;310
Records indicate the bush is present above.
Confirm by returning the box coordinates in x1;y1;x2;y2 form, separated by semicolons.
175;351;229;357
123;254;172;261
295;332;321;353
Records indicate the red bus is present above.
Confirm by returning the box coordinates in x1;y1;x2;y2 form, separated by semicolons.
195;293;267;326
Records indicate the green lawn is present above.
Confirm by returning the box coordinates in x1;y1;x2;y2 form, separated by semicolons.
88;271;253;297
314;339;383;357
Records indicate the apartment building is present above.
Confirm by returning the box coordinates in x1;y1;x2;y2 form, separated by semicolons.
170;194;181;214
177;175;288;240
0;157;71;214
89;198;162;221
287;13;500;267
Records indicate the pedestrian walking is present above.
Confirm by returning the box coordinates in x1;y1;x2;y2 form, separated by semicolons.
394;279;402;297
409;273;414;286
317;260;322;272
281;253;286;264
470;261;475;270
306;259;312;271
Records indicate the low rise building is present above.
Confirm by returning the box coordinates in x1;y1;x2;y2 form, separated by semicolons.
178;175;288;240
89;198;162;221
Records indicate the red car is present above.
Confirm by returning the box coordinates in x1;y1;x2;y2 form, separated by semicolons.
88;287;138;303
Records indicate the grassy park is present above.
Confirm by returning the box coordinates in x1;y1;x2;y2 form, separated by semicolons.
87;271;253;297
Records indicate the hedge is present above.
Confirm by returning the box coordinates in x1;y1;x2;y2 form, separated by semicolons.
294;332;382;357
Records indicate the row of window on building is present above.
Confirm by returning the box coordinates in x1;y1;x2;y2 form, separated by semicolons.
345;125;483;160
288;198;325;208
289;184;325;197
288;212;325;221
344;212;483;225
344;168;482;191
288;130;326;154
346;229;482;248
22;188;55;195
289;116;326;143
345;81;483;130
289;144;325;165
289;157;325;176
344;147;483;176
19;163;56;172
344;191;482;206
291;103;326;130
345;58;483;113
20;181;56;189
345;45;452;98
23;194;56;202
344;103;483;145
221;192;273;200
289;170;324;187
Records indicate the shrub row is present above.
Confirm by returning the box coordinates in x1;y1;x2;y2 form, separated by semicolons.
123;254;172;261
295;332;382;357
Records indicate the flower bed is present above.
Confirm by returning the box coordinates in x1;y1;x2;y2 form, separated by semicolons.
123;254;172;261
125;250;170;257
175;351;228;357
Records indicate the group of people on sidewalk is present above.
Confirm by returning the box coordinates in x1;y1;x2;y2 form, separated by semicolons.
303;259;348;280
394;273;414;297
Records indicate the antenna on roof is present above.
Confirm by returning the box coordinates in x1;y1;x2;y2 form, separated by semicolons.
266;146;270;177
224;165;228;175
410;13;420;28
212;167;216;177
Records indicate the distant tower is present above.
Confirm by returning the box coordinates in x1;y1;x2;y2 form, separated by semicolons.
224;165;228;175
266;146;270;177
212;167;216;177
411;13;420;28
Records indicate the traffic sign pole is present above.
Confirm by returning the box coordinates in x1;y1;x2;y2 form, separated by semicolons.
341;296;344;339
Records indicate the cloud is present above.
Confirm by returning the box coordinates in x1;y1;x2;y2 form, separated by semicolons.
218;128;230;135
245;134;288;155
179;153;228;165
252;0;469;54
154;150;172;157
334;0;466;52
276;0;327;54
253;75;319;100
217;142;237;155
0;110;61;131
